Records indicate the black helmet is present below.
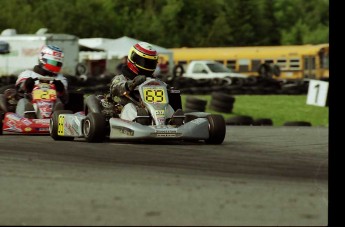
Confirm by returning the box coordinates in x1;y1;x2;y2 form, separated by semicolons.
127;42;158;76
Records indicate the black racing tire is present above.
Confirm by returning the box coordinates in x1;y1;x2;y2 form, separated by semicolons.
211;77;232;86
205;114;226;144
283;121;312;126
209;104;233;113
225;115;254;125
253;118;273;126
83;112;106;143
258;63;272;78
186;96;207;106
232;78;246;87
0;111;4;135
50;110;75;141
211;92;235;104
185;102;206;112
223;85;243;95
76;63;87;76
245;76;258;86
210;98;235;108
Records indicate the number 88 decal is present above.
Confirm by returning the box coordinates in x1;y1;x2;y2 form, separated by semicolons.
144;88;166;103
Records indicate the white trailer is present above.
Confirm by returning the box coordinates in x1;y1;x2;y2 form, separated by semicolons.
0;29;79;76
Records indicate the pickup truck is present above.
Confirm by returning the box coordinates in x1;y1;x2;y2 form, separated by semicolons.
173;60;248;85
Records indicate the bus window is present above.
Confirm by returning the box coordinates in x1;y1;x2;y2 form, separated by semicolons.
289;58;301;70
239;65;249;72
226;60;236;71
319;51;329;69
277;58;287;70
304;56;316;70
264;59;274;64
251;59;261;72
215;60;224;65
238;59;249;72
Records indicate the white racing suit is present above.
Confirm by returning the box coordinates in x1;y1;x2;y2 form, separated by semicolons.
15;70;68;117
110;74;175;122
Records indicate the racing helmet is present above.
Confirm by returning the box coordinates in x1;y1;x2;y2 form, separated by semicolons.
127;42;158;76
38;45;64;73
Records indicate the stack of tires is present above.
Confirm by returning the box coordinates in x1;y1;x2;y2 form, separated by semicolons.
225;115;254;125
283;121;312;126
184;96;207;112
209;92;235;113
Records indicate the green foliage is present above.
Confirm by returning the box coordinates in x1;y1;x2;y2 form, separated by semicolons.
0;0;329;47
181;95;328;127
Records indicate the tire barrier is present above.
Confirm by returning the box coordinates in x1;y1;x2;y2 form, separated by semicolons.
0;71;310;97
184;96;207;112
252;118;273;126
209;92;235;113
283;121;312;126
157;74;310;95
225;115;254;125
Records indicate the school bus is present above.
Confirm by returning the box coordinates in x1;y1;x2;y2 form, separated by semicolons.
170;43;329;81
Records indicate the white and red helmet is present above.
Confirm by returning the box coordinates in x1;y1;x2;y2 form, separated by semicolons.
38;45;64;73
127;42;158;76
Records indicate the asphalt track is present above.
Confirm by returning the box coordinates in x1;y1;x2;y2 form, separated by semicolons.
0;126;328;226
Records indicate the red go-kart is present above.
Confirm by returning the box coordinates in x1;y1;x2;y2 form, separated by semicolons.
0;76;62;135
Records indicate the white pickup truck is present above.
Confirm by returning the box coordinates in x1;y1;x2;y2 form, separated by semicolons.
173;60;248;85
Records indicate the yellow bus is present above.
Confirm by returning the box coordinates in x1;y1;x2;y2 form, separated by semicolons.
170;43;329;81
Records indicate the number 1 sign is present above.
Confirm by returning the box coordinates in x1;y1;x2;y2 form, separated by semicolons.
306;79;329;107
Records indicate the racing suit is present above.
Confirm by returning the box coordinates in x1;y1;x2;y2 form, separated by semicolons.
15;65;68;117
109;72;175;122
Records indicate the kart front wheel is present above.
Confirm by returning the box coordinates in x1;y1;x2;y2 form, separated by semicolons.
205;114;226;144
50;110;74;141
83;112;106;143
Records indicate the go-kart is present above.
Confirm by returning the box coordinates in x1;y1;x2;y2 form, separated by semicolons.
49;77;226;144
0;76;63;135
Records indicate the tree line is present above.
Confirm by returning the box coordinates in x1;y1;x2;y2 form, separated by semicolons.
0;0;329;48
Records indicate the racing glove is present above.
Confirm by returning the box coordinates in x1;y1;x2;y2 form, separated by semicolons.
53;80;65;93
126;75;146;91
23;77;35;93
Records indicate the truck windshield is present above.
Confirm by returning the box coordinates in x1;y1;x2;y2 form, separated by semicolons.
207;62;232;73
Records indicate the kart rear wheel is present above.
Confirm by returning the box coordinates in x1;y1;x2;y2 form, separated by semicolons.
205;114;226;144
50;110;74;141
83;112;106;143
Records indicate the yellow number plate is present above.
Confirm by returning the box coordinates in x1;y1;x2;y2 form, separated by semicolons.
143;87;167;103
32;89;57;100
58;115;65;136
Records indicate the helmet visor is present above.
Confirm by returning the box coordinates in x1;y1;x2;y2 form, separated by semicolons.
42;59;63;73
131;52;157;71
47;59;63;67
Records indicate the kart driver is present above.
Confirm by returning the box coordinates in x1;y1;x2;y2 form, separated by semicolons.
15;45;68;118
109;42;177;123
